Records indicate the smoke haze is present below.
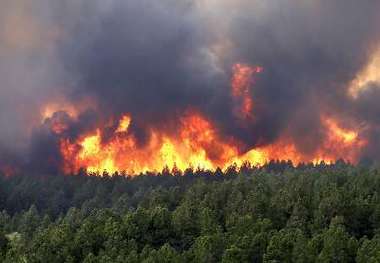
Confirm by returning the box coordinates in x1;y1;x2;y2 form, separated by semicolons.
1;0;380;173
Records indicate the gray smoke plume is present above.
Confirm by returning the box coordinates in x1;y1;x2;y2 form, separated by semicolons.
0;0;380;172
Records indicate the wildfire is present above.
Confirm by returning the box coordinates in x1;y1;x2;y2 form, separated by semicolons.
317;116;366;162
116;115;131;133
54;112;364;175
39;64;366;176
60;113;240;174
41;102;78;121
323;117;358;144
231;63;263;118
41;97;96;123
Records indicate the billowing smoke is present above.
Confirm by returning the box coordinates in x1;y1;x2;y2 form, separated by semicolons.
225;0;380;151
0;0;380;174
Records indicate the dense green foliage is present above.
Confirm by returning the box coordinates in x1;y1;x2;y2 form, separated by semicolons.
1;161;380;262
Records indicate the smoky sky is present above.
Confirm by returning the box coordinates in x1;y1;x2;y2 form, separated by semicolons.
1;0;380;171
60;1;228;123
227;0;380;153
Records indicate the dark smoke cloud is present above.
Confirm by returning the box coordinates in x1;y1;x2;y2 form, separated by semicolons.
1;0;380;173
56;0;233;147
351;82;380;160
226;0;380;152
60;1;227;121
0;0;68;172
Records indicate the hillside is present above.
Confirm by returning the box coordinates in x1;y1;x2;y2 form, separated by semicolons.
0;162;380;262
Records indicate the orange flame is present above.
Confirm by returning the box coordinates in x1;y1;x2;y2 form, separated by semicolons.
231;63;263;118
60;113;243;174
43;64;366;176
116;115;131;133
317;116;366;162
56;112;364;175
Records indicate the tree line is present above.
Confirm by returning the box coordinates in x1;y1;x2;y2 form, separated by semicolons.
0;161;380;262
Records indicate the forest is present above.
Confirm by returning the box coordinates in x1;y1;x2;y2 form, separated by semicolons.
0;161;380;262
